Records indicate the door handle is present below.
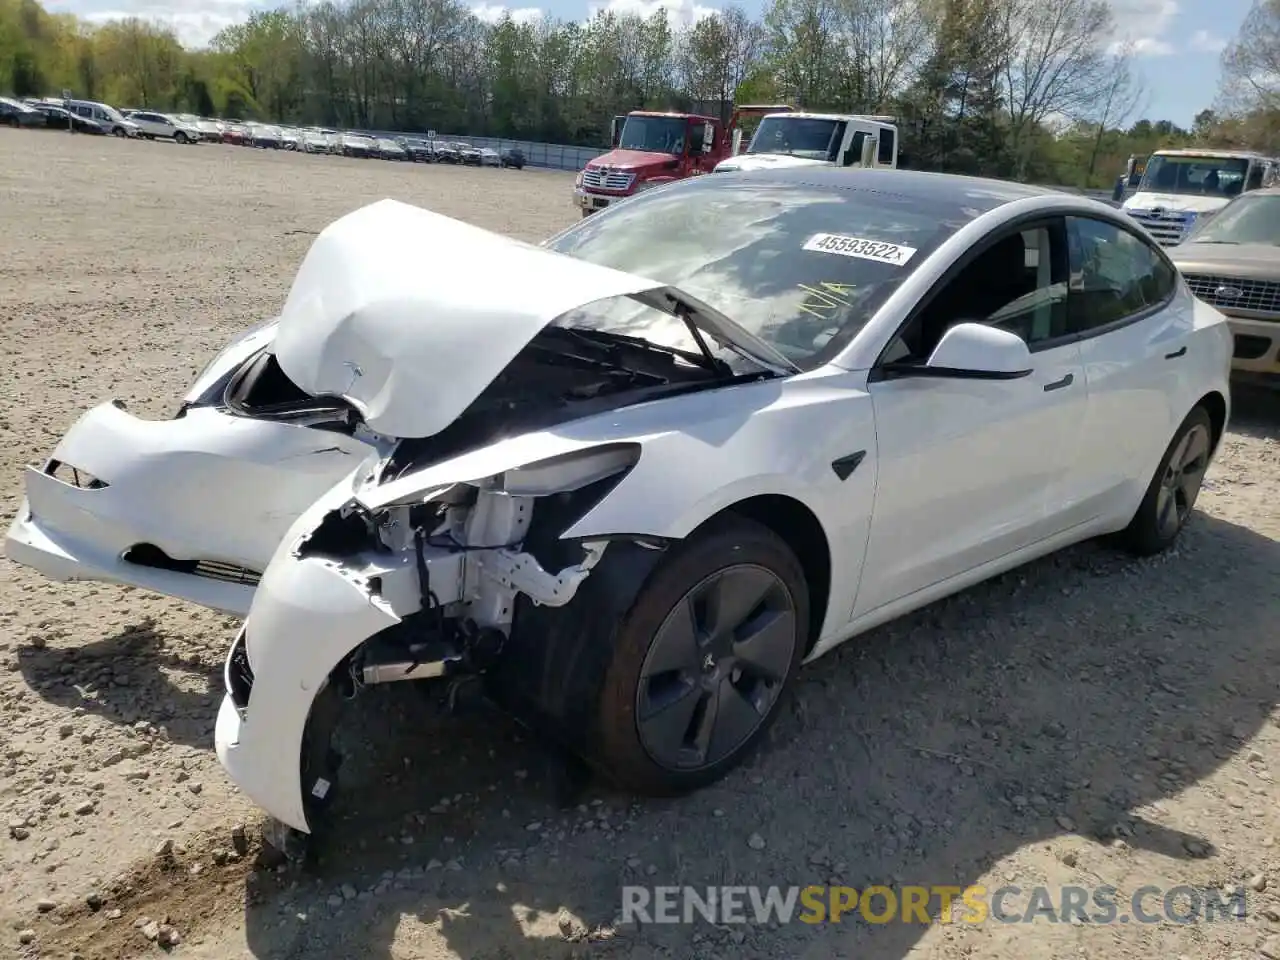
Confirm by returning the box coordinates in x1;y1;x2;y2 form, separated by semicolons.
1043;373;1074;392
1164;345;1187;359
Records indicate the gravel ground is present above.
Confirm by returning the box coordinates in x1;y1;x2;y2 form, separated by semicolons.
2;129;1280;960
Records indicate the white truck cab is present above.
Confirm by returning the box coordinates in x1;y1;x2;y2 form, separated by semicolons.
1122;148;1280;246
714;112;898;173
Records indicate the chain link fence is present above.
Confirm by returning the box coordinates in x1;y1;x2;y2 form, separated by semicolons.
356;127;1121;202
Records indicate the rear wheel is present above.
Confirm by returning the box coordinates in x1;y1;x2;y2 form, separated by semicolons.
1116;405;1213;555
594;516;808;795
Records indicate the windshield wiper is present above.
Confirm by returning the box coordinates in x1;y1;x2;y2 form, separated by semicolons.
546;325;733;378
1193;240;1238;245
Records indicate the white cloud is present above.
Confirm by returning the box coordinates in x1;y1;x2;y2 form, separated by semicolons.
471;3;543;24
61;0;255;46
1188;28;1227;53
1106;0;1179;57
588;0;717;28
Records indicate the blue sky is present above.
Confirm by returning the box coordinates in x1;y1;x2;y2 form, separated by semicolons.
48;0;1249;128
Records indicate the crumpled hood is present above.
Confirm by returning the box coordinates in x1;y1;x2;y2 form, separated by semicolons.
1123;192;1231;215
272;199;668;440
589;148;679;172
714;154;827;173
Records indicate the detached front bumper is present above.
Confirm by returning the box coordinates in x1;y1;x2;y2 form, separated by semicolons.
215;553;399;833
3;400;374;615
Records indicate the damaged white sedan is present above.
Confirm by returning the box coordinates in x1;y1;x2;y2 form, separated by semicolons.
6;168;1233;850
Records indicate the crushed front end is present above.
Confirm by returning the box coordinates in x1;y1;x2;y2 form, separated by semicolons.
213;444;649;836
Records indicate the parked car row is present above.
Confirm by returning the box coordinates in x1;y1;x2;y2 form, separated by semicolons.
3;97;531;170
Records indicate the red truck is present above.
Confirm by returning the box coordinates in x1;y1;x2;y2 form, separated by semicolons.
573;105;791;217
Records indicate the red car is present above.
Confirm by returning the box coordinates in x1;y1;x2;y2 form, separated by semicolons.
221;122;250;146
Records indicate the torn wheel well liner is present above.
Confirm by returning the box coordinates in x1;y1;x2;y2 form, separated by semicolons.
482;541;665;756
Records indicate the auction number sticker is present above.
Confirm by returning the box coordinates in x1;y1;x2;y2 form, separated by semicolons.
803;233;917;266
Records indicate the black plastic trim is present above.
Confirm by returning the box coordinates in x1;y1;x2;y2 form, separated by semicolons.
831;451;866;481
869;363;1032;383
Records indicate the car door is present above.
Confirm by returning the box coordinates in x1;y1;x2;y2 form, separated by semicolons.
853;218;1089;619
1064;215;1189;523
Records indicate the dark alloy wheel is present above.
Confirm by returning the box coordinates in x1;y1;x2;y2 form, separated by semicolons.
1117;404;1213;555
594;515;808;795
637;564;797;772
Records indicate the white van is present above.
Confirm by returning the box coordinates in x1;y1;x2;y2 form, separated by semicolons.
64;99;138;137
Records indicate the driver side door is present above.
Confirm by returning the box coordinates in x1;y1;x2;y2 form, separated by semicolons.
852;218;1089;620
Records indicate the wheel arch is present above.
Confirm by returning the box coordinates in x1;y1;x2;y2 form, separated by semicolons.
1194;389;1228;458
692;493;831;654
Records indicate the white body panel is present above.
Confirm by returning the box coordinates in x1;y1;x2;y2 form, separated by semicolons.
1122;192;1232;216
715;154;828;173
3;194;1233;834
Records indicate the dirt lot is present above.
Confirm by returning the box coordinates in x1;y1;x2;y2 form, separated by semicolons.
1;129;1279;960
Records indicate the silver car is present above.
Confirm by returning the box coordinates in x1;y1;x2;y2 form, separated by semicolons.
1169;186;1280;388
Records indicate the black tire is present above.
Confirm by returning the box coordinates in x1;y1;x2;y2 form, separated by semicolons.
594;515;808;796
174;130;189;143
1116;404;1214;556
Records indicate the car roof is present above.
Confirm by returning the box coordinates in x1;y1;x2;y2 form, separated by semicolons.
714;166;1060;210
1151;148;1271;160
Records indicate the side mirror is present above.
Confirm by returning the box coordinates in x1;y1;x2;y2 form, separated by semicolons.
702;121;714;152
924;323;1033;379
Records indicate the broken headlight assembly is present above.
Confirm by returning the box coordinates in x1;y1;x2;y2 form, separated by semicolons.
182;318;281;408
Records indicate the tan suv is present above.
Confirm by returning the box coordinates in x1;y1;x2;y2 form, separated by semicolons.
1170;186;1280;387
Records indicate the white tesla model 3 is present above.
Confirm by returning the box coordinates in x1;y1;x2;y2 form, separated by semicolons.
5;168;1233;851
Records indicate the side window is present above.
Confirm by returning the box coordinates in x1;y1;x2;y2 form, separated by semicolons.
1246;164;1265;191
884;220;1069;363
878;128;895;165
843;130;867;167
1066;217;1176;334
75;105;92;118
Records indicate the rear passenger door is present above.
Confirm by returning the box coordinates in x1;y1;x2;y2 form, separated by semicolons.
1065;215;1189;523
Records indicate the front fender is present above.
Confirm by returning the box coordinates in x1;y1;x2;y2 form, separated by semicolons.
216;553;399;833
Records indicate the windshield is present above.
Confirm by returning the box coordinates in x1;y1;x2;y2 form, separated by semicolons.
748;117;847;161
543;179;963;370
1186;193;1280;245
618;116;687;155
1140;154;1250;198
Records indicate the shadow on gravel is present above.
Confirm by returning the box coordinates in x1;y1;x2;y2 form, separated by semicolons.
1227;382;1280;441
229;511;1280;960
15;616;221;747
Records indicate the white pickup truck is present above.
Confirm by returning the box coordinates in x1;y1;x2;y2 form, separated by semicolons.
714;111;900;173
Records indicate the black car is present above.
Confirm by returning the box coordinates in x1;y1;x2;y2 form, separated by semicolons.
401;137;434;162
0;96;45;128
252;125;283;149
434;141;461;164
501;147;526;170
459;143;482;165
29;104;105;134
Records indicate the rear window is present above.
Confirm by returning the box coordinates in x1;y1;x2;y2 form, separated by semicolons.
545;178;971;369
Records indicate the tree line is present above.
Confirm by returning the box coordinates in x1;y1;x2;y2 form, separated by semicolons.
3;0;1279;186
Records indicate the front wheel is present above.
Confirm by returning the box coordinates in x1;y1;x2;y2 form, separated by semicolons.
1116;405;1214;555
114;127;128;137
175;130;189;143
594;516;808;796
